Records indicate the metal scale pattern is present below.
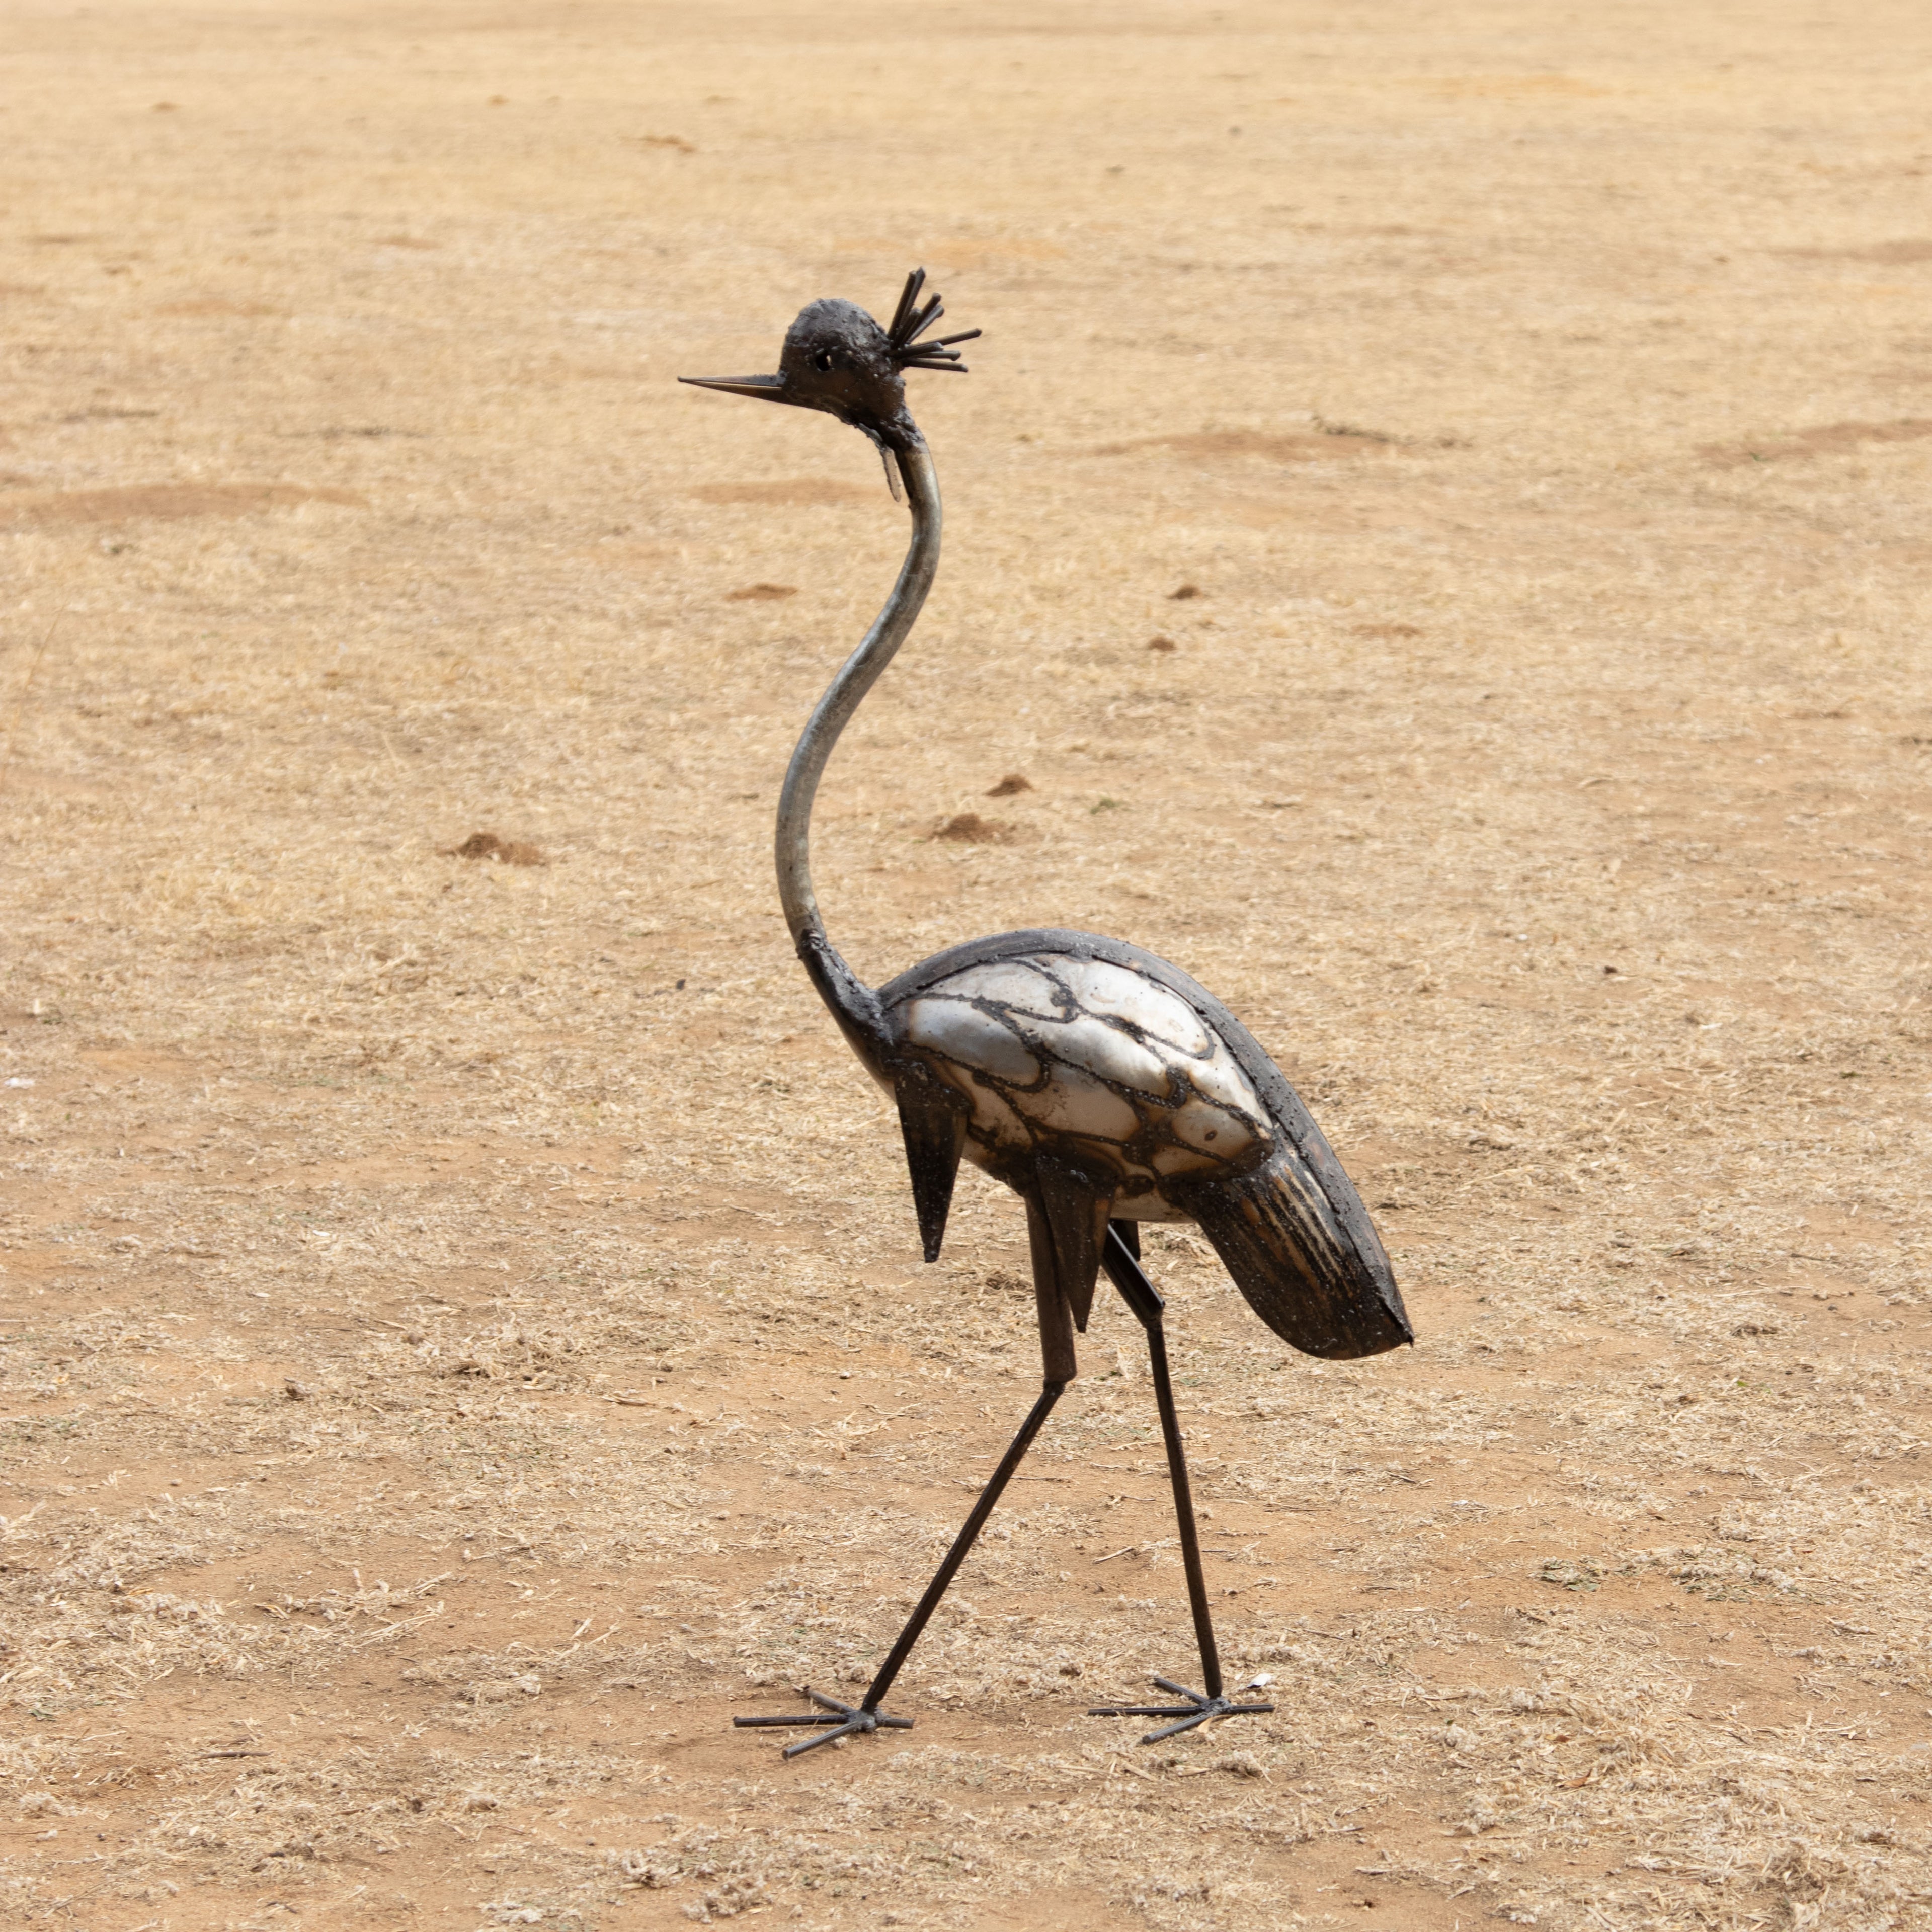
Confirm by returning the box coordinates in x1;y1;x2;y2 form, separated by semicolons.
897;950;1267;1201
881;926;1407;1363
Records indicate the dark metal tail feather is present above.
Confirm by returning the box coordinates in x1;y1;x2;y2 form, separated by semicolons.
1180;1148;1411;1360
1024;1197;1080;1383
1033;1160;1113;1333
895;1068;967;1263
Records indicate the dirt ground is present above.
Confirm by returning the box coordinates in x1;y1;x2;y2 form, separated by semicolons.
4;1;1931;1926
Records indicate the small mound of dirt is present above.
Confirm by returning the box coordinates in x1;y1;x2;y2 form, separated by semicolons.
985;772;1032;797
445;831;545;866
933;813;1010;845
726;582;797;601
1168;582;1201;600
1148;634;1178;652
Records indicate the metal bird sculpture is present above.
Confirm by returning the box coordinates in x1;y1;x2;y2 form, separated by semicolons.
684;271;1412;1759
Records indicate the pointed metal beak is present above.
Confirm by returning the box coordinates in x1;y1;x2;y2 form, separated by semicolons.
678;373;789;401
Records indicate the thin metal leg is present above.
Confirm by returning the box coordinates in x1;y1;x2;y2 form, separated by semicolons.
733;1377;1066;1759
860;1377;1065;1712
1089;1224;1274;1745
1143;1312;1223;1697
1101;1225;1220;1698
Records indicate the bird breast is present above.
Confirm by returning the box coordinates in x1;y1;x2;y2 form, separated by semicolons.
889;952;1273;1214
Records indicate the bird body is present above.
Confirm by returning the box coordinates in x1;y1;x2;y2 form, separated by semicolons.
880;926;1407;1360
684;271;1412;1756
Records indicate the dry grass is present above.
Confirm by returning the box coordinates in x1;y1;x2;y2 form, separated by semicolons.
4;1;1931;1927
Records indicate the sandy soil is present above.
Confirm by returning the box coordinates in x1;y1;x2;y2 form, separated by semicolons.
4;2;1931;1927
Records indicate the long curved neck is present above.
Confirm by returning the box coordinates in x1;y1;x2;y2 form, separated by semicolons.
776;437;941;1067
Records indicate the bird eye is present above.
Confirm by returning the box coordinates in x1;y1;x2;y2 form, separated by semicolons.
813;350;835;372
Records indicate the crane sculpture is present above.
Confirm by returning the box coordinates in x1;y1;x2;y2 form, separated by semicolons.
684;271;1412;1759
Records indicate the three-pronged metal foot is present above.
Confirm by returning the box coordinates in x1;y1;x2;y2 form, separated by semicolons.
733;1687;915;1760
1087;1675;1275;1745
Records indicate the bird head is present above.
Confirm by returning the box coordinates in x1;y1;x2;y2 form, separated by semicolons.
681;269;978;456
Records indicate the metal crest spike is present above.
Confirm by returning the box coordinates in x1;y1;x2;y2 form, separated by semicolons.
902;293;945;344
883;270;979;372
886;267;926;345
